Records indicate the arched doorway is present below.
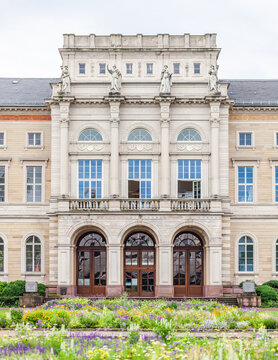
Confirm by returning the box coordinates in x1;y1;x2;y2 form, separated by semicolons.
124;232;155;297
173;231;203;297
76;232;106;296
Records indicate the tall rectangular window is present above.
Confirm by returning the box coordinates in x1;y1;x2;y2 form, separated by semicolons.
27;166;42;202
173;63;180;74
178;160;201;198
128;160;151;198
194;63;200;74
78;160;102;198
99;63;106;74
79;63;86;74
275;166;278;202
239;132;252;146
0;133;4;146
238;166;253;202
28;133;41;146
276;132;278;146
0;166;5;202
126;63;133;74
146;63;153;74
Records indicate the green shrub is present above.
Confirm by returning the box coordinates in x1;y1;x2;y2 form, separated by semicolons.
153;319;175;342
0;296;19;307
0;282;7;295
11;309;23;324
256;285;278;303
79;314;100;328
263;280;278;289
0;313;10;328
1;280;25;297
37;283;46;296
263;317;278;329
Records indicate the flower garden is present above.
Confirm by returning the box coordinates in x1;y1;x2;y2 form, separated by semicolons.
0;297;278;358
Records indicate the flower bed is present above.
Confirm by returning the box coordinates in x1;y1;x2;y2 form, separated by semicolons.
14;297;273;331
0;324;277;359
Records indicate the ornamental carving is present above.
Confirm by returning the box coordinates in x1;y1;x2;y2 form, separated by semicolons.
127;143;153;152
77;143;104;152
176;143;208;152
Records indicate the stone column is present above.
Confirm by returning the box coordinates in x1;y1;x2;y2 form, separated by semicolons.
157;245;173;297
210;102;220;197
59;102;70;197
109;101;120;197
160;101;171;197
106;245;123;296
204;242;223;297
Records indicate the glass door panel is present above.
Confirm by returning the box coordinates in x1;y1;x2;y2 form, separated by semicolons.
125;272;138;294
141;271;154;293
78;251;90;286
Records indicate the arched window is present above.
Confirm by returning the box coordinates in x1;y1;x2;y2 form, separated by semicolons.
125;232;154;247
78;129;103;142
174;232;202;247
77;232;106;247
128;129;152;142
0;238;4;272
276;239;278;272
177;129;201;142
238;236;253;272
26;236;41;272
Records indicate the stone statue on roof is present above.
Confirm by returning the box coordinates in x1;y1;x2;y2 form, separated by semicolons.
208;65;220;95
107;65;121;94
160;65;172;94
58;65;71;94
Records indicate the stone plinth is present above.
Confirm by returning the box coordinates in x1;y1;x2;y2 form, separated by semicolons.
19;293;44;308
237;294;261;307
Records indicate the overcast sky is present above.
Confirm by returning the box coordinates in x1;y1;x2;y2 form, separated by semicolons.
1;0;278;79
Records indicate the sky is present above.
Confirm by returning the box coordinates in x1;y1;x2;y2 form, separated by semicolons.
1;0;278;79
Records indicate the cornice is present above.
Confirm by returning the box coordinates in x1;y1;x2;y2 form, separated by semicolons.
0;106;48;112
232;106;278;112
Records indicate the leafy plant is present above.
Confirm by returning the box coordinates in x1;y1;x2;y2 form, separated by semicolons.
11;308;23;324
263;317;278;329
256;285;278;303
153;319;175;341
263;280;278;289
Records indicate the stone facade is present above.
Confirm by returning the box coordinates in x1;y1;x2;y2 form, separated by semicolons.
0;33;277;297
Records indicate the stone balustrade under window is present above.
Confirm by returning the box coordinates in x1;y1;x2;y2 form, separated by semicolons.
66;198;220;212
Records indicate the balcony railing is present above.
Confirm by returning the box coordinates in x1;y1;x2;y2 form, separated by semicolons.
67;198;214;212
69;199;109;211
171;199;211;211
120;199;160;211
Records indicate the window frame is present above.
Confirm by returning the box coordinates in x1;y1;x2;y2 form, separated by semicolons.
99;63;106;75
146;63;154;75
236;131;255;149
0;160;10;203
177;129;202;142
128;129;152;142
78;129;103;142
0;233;8;277
21;160;47;203
274;132;278;149
78;63;86;75
78;160;103;199
22;233;44;276
193;63;201;75
0;132;6;149
177;160;202;199
238;236;254;273
128;160;152;199
26;132;43;149
173;63;180;75
233;160;258;204
126;63;133;75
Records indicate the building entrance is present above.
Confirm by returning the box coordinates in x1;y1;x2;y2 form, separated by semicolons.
173;232;203;297
76;232;106;296
124;232;155;297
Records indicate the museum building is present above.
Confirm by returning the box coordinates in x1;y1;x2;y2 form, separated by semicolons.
0;33;278;297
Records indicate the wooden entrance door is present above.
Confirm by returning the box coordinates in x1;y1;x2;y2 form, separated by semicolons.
124;232;155;297
76;232;106;296
173;232;203;297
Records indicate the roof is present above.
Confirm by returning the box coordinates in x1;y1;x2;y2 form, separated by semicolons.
0;78;278;107
0;78;57;106
226;79;278;106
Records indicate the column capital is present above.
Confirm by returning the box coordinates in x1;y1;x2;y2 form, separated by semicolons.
108;100;123;123
59;101;72;124
210;117;220;128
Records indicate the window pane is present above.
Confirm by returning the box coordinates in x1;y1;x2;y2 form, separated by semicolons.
177;129;201;142
99;63;106;74
0;133;4;146
173;63;180;74
79;63;85;74
128;129;152;142
146;63;153;74
194;63;200;74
